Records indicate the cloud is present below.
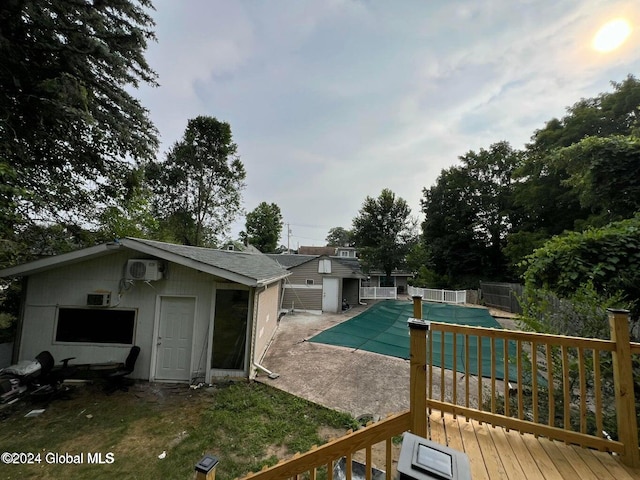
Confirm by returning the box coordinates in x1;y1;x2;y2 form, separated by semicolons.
138;0;640;246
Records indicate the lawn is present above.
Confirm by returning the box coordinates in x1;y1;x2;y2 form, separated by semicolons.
0;381;357;479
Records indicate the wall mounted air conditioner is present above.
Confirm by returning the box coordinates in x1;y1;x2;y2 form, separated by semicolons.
87;292;111;307
126;259;163;281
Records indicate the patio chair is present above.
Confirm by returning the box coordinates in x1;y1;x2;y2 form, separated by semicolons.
103;346;140;394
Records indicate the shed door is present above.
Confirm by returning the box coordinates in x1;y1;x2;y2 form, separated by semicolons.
155;297;195;381
211;289;249;371
322;278;340;313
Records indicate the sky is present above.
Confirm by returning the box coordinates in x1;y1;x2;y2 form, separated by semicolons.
135;0;640;248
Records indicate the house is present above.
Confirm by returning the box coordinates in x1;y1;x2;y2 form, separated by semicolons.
267;254;365;313
298;245;358;258
0;238;290;383
297;246;337;256
362;269;413;295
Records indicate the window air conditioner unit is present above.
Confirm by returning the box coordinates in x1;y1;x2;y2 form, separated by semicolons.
126;259;163;281
87;292;111;307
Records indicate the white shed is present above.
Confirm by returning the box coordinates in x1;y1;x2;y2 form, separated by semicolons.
0;238;290;383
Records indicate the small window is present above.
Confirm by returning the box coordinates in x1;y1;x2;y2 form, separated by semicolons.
340;250;349;257
305;279;314;286
55;307;136;344
318;259;332;273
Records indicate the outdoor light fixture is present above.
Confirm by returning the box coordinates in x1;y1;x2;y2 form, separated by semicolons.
397;432;471;480
194;454;219;480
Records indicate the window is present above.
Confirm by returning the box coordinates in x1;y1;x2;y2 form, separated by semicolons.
56;307;136;344
340;250;349;257
318;259;332;273
305;279;314;286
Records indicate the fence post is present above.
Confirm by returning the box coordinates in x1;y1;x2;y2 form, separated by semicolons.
409;295;428;438
608;308;640;467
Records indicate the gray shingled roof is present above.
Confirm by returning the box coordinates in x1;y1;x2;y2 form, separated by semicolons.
266;254;318;269
0;238;290;286
266;254;365;277
126;238;289;285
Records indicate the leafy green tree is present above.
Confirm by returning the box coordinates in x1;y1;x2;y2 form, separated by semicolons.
521;214;640;320
97;168;158;241
512;75;640;237
352;189;411;281
422;142;521;286
551;135;640;223
527;75;640;153
147;116;246;247
242;202;283;253
325;227;353;247
0;0;158;229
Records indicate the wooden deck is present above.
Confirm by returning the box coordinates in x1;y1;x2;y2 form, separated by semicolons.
426;411;640;480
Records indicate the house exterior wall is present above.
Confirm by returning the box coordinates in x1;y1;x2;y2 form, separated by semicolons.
17;249;266;381
366;274;411;292
281;257;362;313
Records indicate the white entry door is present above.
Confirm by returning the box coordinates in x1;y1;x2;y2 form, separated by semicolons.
155;297;195;381
322;278;340;313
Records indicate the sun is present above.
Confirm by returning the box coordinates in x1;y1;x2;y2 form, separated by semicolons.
592;18;632;52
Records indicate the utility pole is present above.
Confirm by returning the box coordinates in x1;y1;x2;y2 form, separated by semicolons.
287;223;291;254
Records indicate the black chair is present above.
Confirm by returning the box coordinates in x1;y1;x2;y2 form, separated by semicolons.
34;351;55;379
104;346;140;394
31;351;77;401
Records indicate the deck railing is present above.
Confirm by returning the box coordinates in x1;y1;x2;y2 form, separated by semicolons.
407;286;467;304
359;286;397;300
423;307;640;466
237;299;640;480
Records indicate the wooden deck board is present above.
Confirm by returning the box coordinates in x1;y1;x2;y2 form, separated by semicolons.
423;413;639;480
458;418;490;480
570;445;617;480
501;429;546;480
486;425;530;479
473;420;509;479
537;438;583;479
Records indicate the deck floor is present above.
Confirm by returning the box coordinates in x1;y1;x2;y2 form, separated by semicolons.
426;412;640;480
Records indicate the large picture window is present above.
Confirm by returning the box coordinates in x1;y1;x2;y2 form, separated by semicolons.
55;308;136;344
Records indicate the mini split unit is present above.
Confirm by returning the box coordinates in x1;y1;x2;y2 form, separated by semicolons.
126;259;164;281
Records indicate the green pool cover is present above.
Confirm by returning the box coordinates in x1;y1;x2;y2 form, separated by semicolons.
309;300;517;382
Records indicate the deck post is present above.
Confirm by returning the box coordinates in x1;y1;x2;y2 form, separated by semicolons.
409;295;428;438
608;308;640;467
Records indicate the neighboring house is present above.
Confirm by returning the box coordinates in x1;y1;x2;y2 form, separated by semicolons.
220;241;263;254
267;255;365;313
362;269;413;295
298;246;336;256
335;246;357;258
0;238;290;383
298;246;358;258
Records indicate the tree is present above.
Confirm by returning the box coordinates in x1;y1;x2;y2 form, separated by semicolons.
0;0;159;229
242;202;283;253
352;189;411;281
146;116;246;246
511;75;640;237
552;135;640;223
325;227;353;247
422;142;521;286
521;214;640;321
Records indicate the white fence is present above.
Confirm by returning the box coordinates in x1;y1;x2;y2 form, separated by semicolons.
407;286;467;304
359;287;397;300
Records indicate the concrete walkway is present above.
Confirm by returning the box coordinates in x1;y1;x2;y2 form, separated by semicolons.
256;302;411;419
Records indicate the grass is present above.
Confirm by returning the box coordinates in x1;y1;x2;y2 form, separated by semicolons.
0;381;357;479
